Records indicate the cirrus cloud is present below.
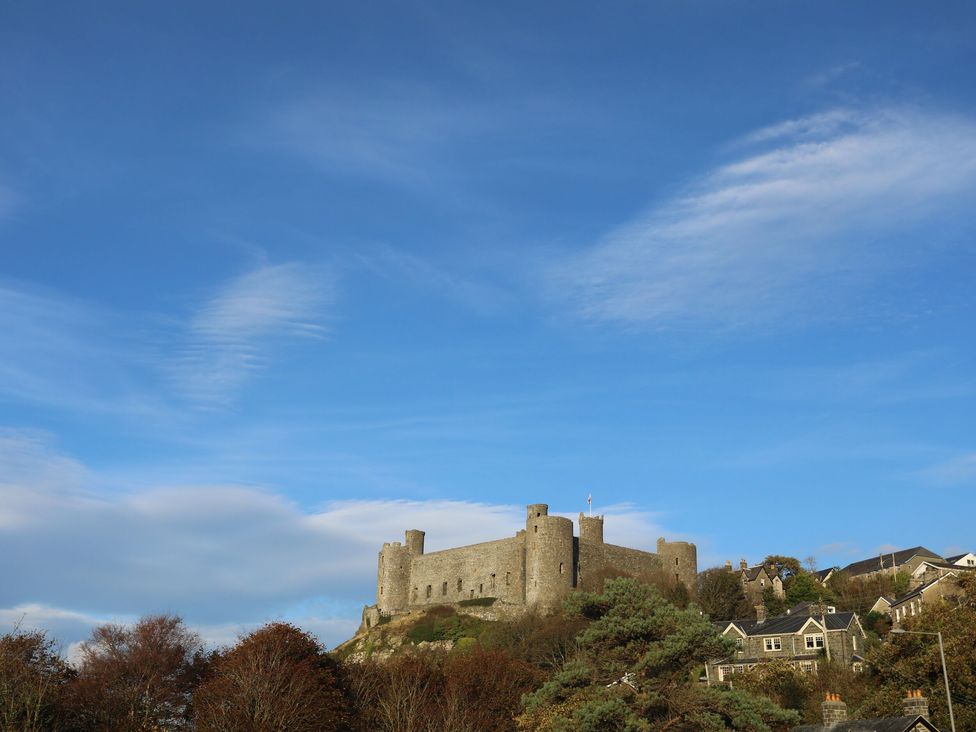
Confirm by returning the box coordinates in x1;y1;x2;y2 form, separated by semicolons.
551;107;976;329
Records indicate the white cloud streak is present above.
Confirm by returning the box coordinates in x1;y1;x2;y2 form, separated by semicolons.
551;107;976;329
170;263;333;406
919;452;976;486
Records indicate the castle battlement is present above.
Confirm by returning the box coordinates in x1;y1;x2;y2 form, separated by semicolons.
370;503;697;619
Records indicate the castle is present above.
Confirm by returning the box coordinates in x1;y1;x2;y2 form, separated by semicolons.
366;503;697;621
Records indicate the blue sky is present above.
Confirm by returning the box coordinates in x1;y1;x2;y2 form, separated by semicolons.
2;1;975;653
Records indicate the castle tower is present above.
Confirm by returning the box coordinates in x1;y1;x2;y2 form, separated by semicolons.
377;541;411;614
656;537;698;592
404;529;425;555
525;504;574;613
578;513;604;544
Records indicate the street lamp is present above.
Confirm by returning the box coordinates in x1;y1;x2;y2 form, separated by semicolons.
889;628;955;732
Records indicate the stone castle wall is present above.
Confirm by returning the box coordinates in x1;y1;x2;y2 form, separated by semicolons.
405;536;526;607
372;503;697;618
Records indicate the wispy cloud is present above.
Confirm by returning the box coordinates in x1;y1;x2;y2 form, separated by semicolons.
551;106;976;329
352;243;510;314
0;280;170;418
918;452;976;486
170;263;333;406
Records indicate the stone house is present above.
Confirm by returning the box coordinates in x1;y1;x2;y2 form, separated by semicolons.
909;558;974;588
726;559;784;601
705;607;866;684
870;572;961;625
793;690;941;731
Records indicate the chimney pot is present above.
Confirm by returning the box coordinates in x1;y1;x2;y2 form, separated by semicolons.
902;689;929;720
822;693;847;725
740;558;748;570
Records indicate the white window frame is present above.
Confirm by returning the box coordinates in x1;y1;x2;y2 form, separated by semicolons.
764;637;782;652
804;633;825;650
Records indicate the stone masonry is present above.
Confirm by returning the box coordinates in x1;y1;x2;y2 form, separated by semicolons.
367;503;697;621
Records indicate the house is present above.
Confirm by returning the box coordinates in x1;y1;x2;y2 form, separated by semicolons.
909;558;972;588
871;573;960;625
944;551;976;568
813;566;836;585
793;690;942;731
706;607;866;684
841;547;942;580
727;559;785;601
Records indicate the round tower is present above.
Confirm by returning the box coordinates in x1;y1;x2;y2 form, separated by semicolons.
578;513;604;544
404;529;425;555
377;542;411;614
656;537;698;594
525;505;574;613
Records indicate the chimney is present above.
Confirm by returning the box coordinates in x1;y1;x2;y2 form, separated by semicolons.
902;689;929;720
725;560;733;570
822;693;848;726
755;604;767;623
740;558;748;570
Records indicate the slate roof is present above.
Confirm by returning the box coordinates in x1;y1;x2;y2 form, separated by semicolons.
841;547;942;577
742;565;768;581
814;567;836;581
944;553;967;564
793;715;939;731
723;611;856;637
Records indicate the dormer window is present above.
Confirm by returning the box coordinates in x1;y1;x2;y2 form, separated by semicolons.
804;633;824;650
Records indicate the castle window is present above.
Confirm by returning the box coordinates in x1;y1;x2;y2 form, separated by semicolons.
559;562;564;574
536;512;541;517
470;589;474;598
479;583;483;594
506;572;510;586
534;525;538;533
442;581;448;595
457;579;462;592
675;558;679;566
490;573;495;589
426;585;432;599
380;585;383;595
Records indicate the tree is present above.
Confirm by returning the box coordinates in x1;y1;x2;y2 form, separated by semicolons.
194;622;352;732
0;628;73;731
784;573;822;606
69;614;207;731
518;578;800;731
697;568;751;621
762;556;802;583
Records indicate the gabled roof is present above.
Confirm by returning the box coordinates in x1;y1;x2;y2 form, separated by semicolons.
813;567;836;582
741;565;771;582
944;552;975;565
793;716;940;732
841;547;942;577
890;572;957;607
725;611;857;637
912;560;961;574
